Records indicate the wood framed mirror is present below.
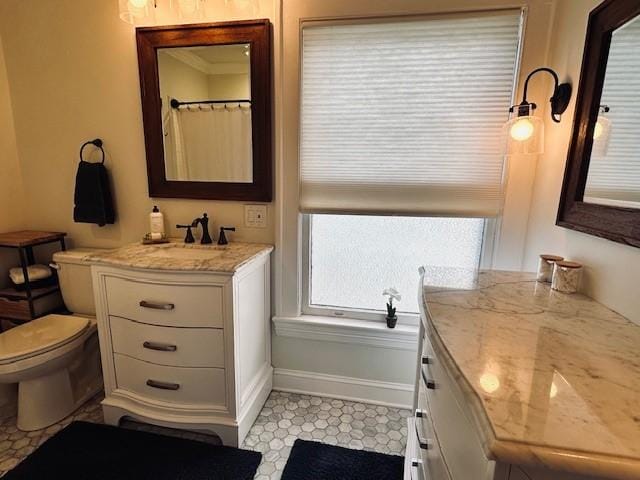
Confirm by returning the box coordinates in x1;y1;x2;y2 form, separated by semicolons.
557;0;640;247
136;19;272;201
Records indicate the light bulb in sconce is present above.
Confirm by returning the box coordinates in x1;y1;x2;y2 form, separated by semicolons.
593;121;603;139
509;118;535;141
592;105;611;155
503;105;544;155
171;0;203;19
119;0;155;24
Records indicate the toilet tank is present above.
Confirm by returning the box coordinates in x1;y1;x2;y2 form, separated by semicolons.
52;248;106;317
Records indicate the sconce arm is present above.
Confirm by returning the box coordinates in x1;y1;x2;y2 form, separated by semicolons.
521;67;572;124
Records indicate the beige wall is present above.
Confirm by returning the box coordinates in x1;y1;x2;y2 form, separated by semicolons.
0;0;275;250
0;33;26;287
158;52;210;118
524;0;640;325
208;74;251;100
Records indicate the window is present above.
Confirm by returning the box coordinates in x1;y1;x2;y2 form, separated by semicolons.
299;12;522;321
304;215;489;319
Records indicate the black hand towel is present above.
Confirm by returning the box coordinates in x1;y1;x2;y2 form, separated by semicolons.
73;160;116;226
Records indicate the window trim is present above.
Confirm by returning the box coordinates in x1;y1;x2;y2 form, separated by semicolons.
301;214;496;325
276;1;554;328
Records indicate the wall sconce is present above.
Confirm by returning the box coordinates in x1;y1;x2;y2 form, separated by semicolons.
119;0;157;25
171;0;205;20
592;105;611;156
504;67;572;155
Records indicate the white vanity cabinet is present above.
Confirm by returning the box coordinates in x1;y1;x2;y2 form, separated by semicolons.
91;248;272;447
407;320;612;480
407;269;638;480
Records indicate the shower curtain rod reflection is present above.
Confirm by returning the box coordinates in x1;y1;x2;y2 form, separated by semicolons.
170;98;251;109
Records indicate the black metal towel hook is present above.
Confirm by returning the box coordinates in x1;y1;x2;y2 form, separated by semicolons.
79;138;105;164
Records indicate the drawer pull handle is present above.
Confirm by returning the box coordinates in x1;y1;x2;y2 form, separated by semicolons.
414;419;433;450
146;379;180;391
421;355;433;365
139;300;175;311
421;368;437;390
143;341;177;352
410;458;423;480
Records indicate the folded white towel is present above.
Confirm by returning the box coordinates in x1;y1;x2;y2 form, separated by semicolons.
9;264;52;285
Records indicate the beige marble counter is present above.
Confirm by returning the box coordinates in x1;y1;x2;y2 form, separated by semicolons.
85;241;273;273
422;269;640;480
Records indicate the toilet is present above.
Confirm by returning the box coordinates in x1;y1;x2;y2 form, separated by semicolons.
0;249;103;431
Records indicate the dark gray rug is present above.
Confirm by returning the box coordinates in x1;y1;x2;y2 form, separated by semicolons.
4;421;261;480
281;439;404;480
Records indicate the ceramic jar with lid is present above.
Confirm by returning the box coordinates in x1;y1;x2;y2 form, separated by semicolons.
537;254;564;283
551;261;583;293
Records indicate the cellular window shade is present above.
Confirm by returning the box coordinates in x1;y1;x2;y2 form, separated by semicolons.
300;12;522;216
584;18;640;206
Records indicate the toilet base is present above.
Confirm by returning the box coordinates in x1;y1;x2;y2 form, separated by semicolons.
10;328;104;432
17;369;103;432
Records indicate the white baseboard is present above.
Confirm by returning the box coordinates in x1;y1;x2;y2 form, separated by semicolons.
273;368;413;409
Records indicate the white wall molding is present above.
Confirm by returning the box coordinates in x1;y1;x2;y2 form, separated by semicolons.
273;315;418;351
273;368;413;409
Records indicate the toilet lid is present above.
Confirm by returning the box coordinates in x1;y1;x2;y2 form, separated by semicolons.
0;315;89;363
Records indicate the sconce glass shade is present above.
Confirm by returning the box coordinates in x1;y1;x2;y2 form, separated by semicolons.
171;0;205;20
592;115;611;156
225;0;259;15
119;0;155;25
503;112;544;155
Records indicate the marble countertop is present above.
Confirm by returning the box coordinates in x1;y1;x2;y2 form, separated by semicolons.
85;241;273;273
421;269;640;479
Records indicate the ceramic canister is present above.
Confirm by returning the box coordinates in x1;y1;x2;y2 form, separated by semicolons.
551;261;583;294
537;254;564;283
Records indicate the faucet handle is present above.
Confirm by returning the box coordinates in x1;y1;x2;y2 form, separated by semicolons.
176;224;195;243
217;227;236;246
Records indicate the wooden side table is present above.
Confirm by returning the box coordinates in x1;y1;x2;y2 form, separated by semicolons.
0;231;67;322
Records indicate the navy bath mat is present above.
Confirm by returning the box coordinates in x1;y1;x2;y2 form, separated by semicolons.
281;439;404;480
4;421;261;480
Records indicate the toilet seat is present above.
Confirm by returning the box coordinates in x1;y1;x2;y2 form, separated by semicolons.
0;315;90;365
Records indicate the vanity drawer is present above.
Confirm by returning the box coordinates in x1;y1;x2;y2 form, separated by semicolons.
110;316;225;368
420;335;492;480
114;354;226;408
105;276;224;328
415;389;451;480
405;417;426;480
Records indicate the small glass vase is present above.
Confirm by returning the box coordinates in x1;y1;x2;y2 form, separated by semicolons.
386;315;398;329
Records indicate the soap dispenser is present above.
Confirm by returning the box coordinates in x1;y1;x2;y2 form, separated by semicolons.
149;206;165;238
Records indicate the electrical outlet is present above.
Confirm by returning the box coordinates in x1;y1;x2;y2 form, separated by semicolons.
244;205;267;228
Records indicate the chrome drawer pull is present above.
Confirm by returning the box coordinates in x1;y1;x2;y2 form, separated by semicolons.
139;300;175;311
414;417;433;450
143;341;177;352
146;379;180;390
421;368;437;390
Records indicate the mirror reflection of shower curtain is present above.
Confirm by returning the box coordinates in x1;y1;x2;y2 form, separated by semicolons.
167;104;253;182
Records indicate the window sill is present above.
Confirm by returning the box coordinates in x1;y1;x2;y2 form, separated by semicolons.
272;315;419;351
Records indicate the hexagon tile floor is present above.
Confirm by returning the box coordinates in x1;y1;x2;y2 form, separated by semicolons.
0;390;410;479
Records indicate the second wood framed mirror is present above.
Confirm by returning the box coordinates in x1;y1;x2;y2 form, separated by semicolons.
136;19;272;201
557;0;640;247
